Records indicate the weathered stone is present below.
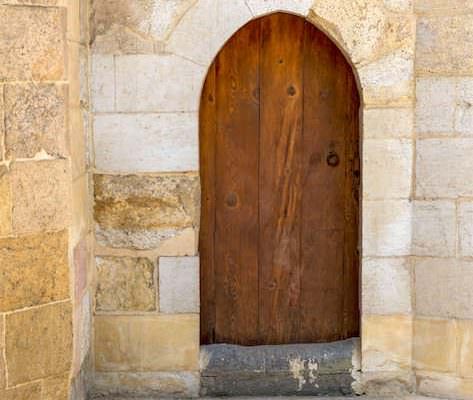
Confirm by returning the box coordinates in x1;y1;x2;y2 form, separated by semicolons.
459;202;473;258
73;291;92;376
415;0;473;15
41;373;70;400
96;256;156;312
0;167;11;236
414;318;457;372
11;159;71;234
412;201;456;257
0;5;66;81
362;257;412;315
455;78;473;136
94;173;199;249
458;319;473;378
115;54;205;112
71;173;89;244
383;0;412;12
94;314;199;372
0;230;69;312
0;85;4;159
156;227;198;256
0;316;5;389
159;256;198;313
4;83;67;159
246;0;313;16
5;301;72;386
417;371;473;399
91;54;115;112
94;113;198;172
74;237;89;301
363;139;412;199
363;108;413;139
0;382;41;400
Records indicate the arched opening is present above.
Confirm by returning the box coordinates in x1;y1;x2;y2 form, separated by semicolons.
199;12;360;347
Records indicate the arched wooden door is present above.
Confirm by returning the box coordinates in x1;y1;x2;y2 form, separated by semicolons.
200;13;360;346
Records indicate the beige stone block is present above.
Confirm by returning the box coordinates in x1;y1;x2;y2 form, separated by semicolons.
363;139;412;199
246;0;313;16
11;159;71;234
0;382;41;400
414;318;457;372
70;106;87;180
0;5;66;81
458;320;473;378
41;373;70;400
412;201;456;257
91;54;115;112
459;202;473;258
0;316;5;389
95;314;199;372
5;301;72;386
4;83;68;159
73;291;91;376
66;0;80;42
417;371;473;400
0;230;69;312
415;0;473;15
156;227;198;257
416;15;473;75
96;256;156;312
0;85;4;159
383;0;412;12
416;139;473;198
94;173;199;249
71;173;89;245
455;79;473;136
362;257;412;315
363;108;413;139
2;0;59;4
0;166;12;237
362;314;412;372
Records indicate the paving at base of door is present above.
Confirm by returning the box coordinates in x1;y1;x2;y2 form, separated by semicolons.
100;397;444;400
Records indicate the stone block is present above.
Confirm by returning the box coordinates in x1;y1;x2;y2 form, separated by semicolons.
455;78;473;136
96;256;156;312
416;139;473;198
95;314;199;372
458;319;473;378
93;113;198;172
5;301;72;386
4;83;67;159
0;230;69;312
383;0;412;12
94;173;199;249
0;5;66;81
246;0;313;16
0;85;4;159
71;173;89;244
412;201;456;257
362;200;412;257
414;318;457;372
415;0;473;15
362;257;412;315
159;256;199;313
74;237;89;301
41;373;70;400
417;371;473;400
416;15;473;75
459;202;473;258
363;108;413;139
115;54;205;113
91;54;115;112
0;382;41;400
361;315;412;372
73;291;91;375
363;139;412;199
0;316;4;389
0;167;12;236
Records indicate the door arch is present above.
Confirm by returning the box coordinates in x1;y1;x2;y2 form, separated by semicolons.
199;12;360;346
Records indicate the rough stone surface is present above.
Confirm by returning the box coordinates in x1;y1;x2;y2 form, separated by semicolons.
11;160;71;234
458;320;473;378
459;202;473;258
94;314;199;372
0;85;4;159
74;291;92;376
74;237;89;301
96;256;156;312
94;173;199;249
0;382;41;400
5;301;72;386
0;5;66;81
0;167;11;236
159;256;198;313
4;83;67;159
363;108;414;139
0;230;69;312
415;0;473;15
246;0;313;16
417;371;473;399
91;54;115;112
0;316;5;389
41;373;70;400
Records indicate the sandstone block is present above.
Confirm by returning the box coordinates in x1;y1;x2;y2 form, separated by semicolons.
0;167;12;236
414;318;457;372
115;54;205;113
0;85;4;159
458;319;473;378
5;301;72;386
459;202;473;258
94;113;198;172
41;373;70;400
74;237;89;301
415;0;473;15
91;55;115;112
0;230;69;312
71;173;89;244
412;201;456;257
417;371;473;400
4;83;67;159
246;0;313;16
95;314;199;372
94;173;199;249
455;79;473;136
0;382;41;400
0;317;5;389
0;5;66;81
362;257;412;315
96;256;156;312
383;0;412;12
159;256;199;313
73;291;91;375
363;108;413;139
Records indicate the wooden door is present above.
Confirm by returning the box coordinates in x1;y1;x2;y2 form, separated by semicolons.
200;13;360;346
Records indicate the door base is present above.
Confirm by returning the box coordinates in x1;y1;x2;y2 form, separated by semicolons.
200;338;360;397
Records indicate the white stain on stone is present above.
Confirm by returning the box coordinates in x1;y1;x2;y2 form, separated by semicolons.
289;357;319;391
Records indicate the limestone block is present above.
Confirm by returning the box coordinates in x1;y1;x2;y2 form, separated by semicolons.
0;167;12;236
459;202;473;258
94;113;198;172
115;54;206;113
91;54;115;112
41;373;70;400
96;256;156;312
363;108;413;139
417;371;473;400
455;79;473;136
94;173;199;249
71;174;89;245
383;0;412;12
0;230;69;312
166;0;253;66
5;301;72;386
0;5;66;81
159;256;199;313
416;15;473;75
95;314;199;372
4;83;67;159
0;382;41;400
0;316;4;389
156;227;198;257
1;0;59;5
0;85;4;159
415;0;473;15
412;201;456;257
11;160;71;234
363;139;412;199
74;238;89;301
416;139;473;198
414;318;457;372
362;200;412;256
246;0;313;16
361;315;412;372
73;291;91;375
458;320;473;378
362;257;412;315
